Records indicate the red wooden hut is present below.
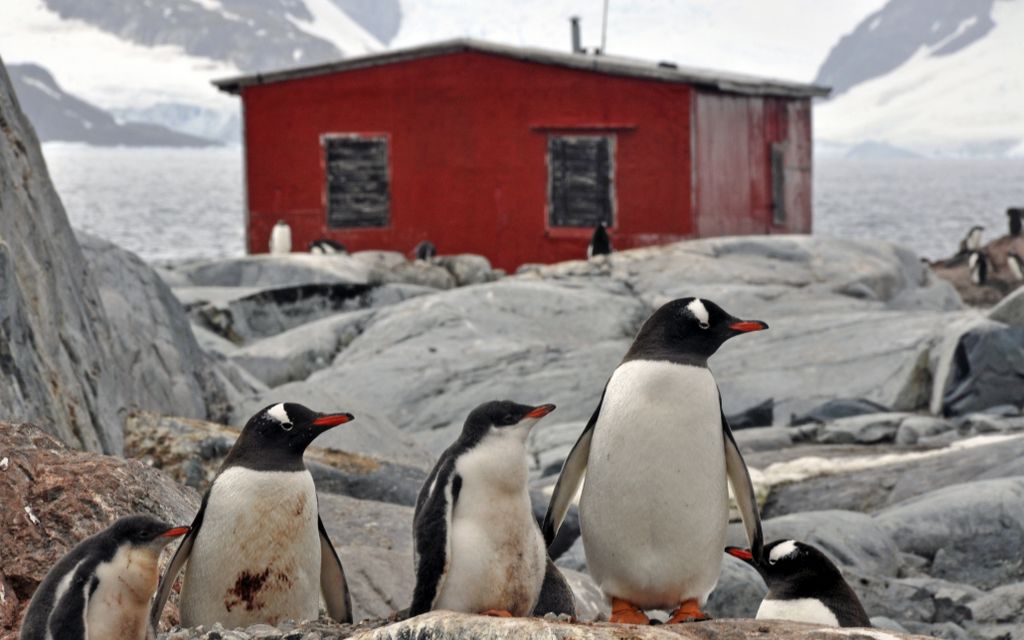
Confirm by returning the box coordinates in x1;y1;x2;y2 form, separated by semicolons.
214;39;829;271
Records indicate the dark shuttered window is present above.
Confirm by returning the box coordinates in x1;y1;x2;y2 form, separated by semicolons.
324;135;390;228
548;135;615;228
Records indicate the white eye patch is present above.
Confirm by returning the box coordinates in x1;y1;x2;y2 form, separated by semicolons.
686;298;710;328
769;540;799;564
267;403;290;425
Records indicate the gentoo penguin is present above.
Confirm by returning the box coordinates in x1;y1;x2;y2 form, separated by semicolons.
269;220;292;254
588;222;613;258
959;225;984;254
543;297;766;624
726;540;871;627
1008;208;1022;237
969;250;988;285
308;239;347;254
414;240;436;262
150;403;354;629
410;401;559;618
1008;251;1024;281
20;515;188;640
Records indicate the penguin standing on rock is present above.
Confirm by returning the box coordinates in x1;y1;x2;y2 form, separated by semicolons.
1007;251;1024;281
543;297;766;625
959;225;984;254
269;220;292;254
309;239;347;254
410;401;561;618
588;223;613;258
20;515;189;640
150;403;355;629
726;540;871;627
414;240;437;262
969;250;988;285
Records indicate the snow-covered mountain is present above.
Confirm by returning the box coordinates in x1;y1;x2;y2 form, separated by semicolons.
815;0;1024;158
2;0;1019;154
8;63;214;146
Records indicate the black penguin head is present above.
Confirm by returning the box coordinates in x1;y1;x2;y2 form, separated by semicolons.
727;539;845;589
226;402;354;469
627;297;768;364
107;515;189;550
460;400;556;444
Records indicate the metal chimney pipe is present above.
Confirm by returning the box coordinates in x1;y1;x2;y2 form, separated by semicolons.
570;16;582;54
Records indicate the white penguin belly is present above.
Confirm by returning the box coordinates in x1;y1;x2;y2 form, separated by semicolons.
757;598;840;626
435;434;545;616
180;468;322;627
580;360;729;609
86;547;159;640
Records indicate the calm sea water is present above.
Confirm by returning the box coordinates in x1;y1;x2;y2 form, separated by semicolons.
41;144;1024;263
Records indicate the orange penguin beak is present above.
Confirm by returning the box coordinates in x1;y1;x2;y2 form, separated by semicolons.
161;526;190;538
526;404;557;419
725;546;755;562
729;320;769;333
313;413;355;428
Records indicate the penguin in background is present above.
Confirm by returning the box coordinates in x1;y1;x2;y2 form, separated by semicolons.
410;400;563;618
414;240;437;262
969;250;988;285
1007;251;1024;282
543;297;766;625
150;403;355;629
725;540;871;628
588;222;613;259
269;220;292;254
959;225;984;254
20;515;189;640
309;239;347;255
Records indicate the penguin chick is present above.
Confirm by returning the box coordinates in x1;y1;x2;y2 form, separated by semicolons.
726;540;871;628
410;401;558;618
543;297;766;625
20;515;188;640
150;403;355;629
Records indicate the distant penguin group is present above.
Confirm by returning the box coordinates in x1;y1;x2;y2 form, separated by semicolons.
21;296;884;636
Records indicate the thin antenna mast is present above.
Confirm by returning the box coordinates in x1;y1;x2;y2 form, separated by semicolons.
600;0;609;54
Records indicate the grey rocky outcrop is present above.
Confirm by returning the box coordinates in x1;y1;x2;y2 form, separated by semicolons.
0;57;129;453
78;232;225;421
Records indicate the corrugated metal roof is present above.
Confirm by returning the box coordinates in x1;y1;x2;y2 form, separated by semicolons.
212;38;830;99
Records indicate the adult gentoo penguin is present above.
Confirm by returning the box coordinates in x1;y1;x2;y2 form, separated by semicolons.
309;239;347;254
410;400;559;618
20;515;188;640
150;403;355;629
542;297;766;624
1007;251;1024;281
726;540;871;627
269;219;292;254
969;250;988;285
414;240;437;261
588;222;613;258
959;225;984;253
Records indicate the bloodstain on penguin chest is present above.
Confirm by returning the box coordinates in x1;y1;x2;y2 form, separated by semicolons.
224;568;293;613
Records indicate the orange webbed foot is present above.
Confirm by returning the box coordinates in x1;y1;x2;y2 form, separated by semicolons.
610;597;650;625
480;609;514;617
666;598;711;624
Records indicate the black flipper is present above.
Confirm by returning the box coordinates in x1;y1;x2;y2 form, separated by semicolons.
318;515;353;623
409;460;460;616
149;492;208;630
720;396;764;561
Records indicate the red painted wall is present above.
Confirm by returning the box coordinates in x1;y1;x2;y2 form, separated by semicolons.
241;51;693;271
692;91;813;237
240;51;812;271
